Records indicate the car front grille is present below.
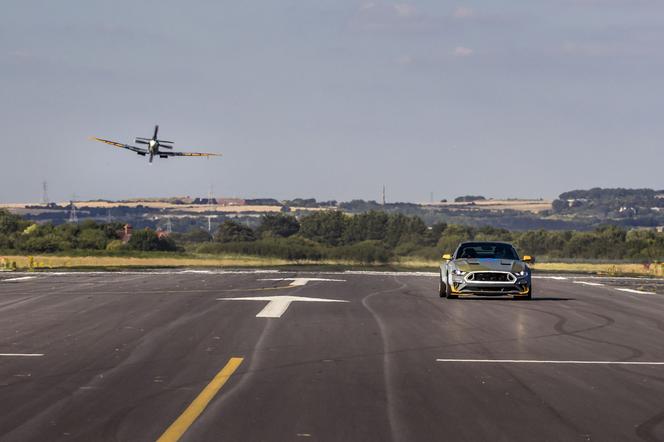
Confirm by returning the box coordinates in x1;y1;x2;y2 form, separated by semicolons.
467;272;514;282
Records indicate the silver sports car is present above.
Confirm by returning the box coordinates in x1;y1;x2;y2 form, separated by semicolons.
439;241;533;300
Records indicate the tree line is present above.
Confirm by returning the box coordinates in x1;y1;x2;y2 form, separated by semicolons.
0;210;176;253
2;209;663;263
200;212;664;263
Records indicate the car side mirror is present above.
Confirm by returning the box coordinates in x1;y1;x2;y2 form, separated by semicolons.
442;253;452;260
522;255;534;263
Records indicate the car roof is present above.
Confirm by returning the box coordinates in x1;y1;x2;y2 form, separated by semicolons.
457;241;515;247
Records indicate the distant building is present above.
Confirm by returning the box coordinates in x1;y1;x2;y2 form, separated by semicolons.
120;224;133;243
217;198;246;206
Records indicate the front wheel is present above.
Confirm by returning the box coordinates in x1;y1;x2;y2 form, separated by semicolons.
515;287;533;300
445;280;458;299
438;273;446;298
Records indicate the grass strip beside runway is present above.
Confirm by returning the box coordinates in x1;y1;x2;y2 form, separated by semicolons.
1;254;662;277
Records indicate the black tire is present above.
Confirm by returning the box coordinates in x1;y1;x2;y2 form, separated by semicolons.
438;274;446;298
515;286;532;300
445;280;458;299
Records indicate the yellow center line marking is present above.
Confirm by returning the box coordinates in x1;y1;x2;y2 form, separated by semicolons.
157;357;244;442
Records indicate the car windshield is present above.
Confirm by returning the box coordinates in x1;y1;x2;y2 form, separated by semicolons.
455;243;519;260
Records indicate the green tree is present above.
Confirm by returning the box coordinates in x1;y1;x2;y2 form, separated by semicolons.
128;229;177;251
0;209;27;235
257;213;300;238
299;211;348;246
17;234;66;253
183;227;213;242
424;222;447;246
215;220;256;243
385;214;427;248
343;211;388;244
437;224;474;254
78;229;108;250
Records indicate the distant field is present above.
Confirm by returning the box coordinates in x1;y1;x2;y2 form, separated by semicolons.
428;199;552;213
0;201;319;214
70;201;291;213
0;198;552;214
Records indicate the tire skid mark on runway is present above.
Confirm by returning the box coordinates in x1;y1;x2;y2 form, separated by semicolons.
568;294;664;396
361;276;583;439
487;292;664;402
397;277;663;439
521;301;664;414
635;409;664;442
436;300;586;435
0;295;49;313
179;277;310;439
521;305;616;340
563;288;664;334
219;278;643;366
517;305;645;361
391;277;585;435
360;276;413;442
99;388;188;442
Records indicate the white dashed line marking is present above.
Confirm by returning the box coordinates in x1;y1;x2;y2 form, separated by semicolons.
0;353;44;357
573;281;605;287
615;288;656;295
2;277;36;282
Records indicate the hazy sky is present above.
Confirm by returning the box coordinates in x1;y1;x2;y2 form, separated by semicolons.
2;0;663;203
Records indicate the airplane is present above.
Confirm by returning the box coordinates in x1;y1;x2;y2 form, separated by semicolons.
90;125;221;163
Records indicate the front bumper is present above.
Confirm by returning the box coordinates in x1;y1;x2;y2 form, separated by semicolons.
448;271;531;296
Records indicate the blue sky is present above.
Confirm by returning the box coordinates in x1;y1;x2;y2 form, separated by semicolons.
1;0;663;203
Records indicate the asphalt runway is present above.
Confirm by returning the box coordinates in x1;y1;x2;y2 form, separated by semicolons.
1;270;664;442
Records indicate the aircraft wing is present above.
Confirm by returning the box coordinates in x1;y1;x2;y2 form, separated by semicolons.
161;150;222;158
90;137;148;154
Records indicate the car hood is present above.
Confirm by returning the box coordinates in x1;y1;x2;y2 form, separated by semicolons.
453;258;526;273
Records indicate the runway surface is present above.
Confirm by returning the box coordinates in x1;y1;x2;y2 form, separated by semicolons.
1;270;664;441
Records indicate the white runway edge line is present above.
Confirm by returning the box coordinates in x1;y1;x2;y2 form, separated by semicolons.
615;288;657;295
436;359;664;365
2;276;36;282
0;353;44;357
573;281;604;287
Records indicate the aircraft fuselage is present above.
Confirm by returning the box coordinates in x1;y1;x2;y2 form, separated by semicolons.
149;140;159;155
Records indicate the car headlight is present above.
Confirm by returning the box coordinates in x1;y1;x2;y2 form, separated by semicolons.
452;269;466;276
514;270;529;277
